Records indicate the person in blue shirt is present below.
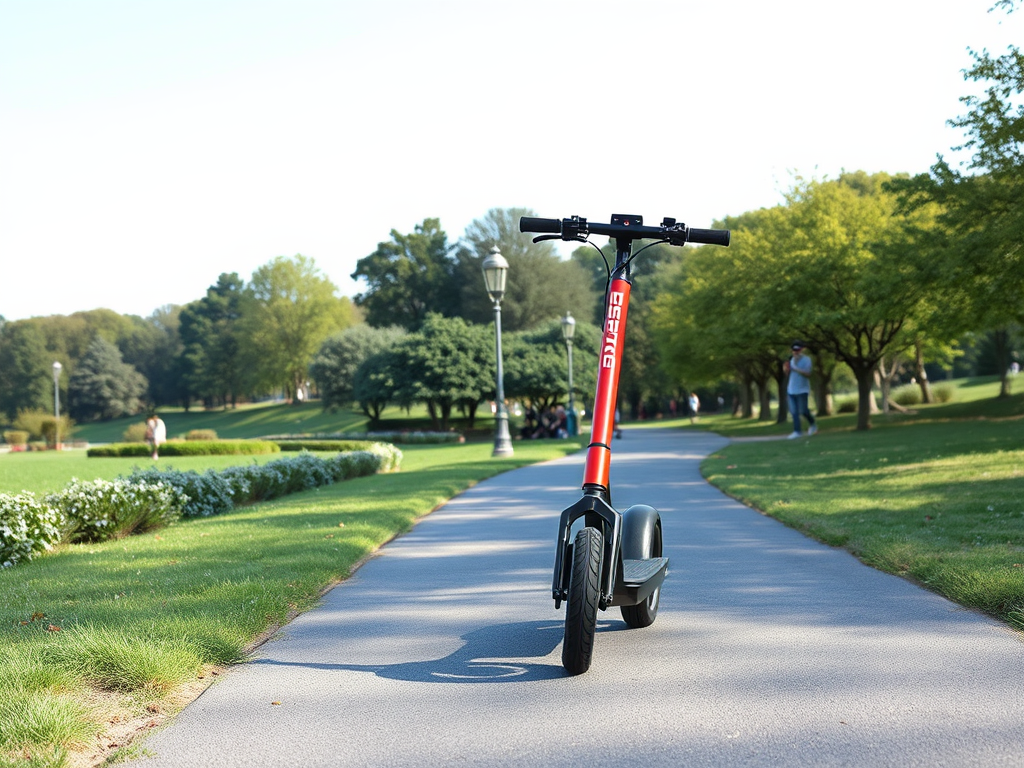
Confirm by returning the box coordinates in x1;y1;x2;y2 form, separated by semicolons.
784;341;818;439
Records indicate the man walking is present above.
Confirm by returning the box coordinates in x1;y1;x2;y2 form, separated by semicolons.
784;342;817;439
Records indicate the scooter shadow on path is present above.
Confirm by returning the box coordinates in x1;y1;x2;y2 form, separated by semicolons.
252;620;619;683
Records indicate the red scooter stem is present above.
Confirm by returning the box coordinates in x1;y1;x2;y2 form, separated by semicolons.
582;277;631;493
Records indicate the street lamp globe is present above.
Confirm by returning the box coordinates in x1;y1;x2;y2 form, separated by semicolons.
481;247;509;303
561;311;576;342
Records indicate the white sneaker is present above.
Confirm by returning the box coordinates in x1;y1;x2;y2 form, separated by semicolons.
787;432;801;439
808;424;818;435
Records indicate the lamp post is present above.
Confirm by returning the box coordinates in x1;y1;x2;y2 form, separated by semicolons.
561;312;577;436
52;361;62;450
481;246;513;457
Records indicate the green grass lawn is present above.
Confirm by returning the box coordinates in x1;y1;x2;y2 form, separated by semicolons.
0;449;334;496
3;377;1024;765
0;438;587;768
67;401;508;445
701;404;1024;633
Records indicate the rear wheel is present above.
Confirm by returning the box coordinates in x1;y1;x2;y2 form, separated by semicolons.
620;523;662;628
562;526;603;675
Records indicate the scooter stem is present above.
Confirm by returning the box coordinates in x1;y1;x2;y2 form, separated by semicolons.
582;275;631;497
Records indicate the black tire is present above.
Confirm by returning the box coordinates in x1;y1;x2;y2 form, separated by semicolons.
620;523;662;629
562;526;603;675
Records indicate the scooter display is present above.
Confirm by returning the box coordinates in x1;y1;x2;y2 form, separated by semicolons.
519;214;731;675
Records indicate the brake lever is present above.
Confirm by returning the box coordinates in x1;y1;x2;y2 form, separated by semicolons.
532;234;588;244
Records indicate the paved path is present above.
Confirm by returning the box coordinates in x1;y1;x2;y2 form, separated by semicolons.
140;429;1024;767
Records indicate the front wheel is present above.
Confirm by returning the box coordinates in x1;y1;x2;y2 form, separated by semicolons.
562;526;603;675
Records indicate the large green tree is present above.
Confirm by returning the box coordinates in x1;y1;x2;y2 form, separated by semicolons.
458;208;598;332
179;274;247;408
386;315;493;431
310;324;407;411
503;319;600;414
0;321;52;421
239;256;358;401
894;31;1024;396
351;219;460;329
67;337;147;422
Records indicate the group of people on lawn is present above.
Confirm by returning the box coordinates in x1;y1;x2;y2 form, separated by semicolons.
520;404;570;440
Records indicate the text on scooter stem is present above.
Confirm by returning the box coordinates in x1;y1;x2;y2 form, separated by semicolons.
601;291;625;368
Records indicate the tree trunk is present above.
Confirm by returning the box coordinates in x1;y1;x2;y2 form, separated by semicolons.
855;365;875;430
914;341;932;404
815;358;836;417
466;400;478;429
738;371;754;419
427;400;441;430
774;364;789;425
756;380;772;421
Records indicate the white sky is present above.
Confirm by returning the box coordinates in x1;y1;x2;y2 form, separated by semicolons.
1;0;1020;322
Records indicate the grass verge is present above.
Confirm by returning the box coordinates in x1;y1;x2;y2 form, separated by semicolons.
702;416;1024;632
0;438;586;767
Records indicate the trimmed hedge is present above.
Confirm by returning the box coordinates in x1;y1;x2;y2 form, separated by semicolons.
3;431;29;447
88;440;281;457
126;444;403;518
0;444;403;566
262;431;463;444
274;440;375;452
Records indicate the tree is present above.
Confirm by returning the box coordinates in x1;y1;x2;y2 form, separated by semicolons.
179;274;248;408
458;208;598;332
352;347;402;426
120;306;186;408
68;337;148;421
893;34;1024;396
503;319;600;413
651;207;800;421
239;256;358;401
387;315;493;431
0;322;51;421
782;172;940;429
351;219;460;329
311;324;407;411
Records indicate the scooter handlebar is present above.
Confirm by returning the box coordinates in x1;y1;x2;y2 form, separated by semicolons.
686;228;731;246
519;216;562;234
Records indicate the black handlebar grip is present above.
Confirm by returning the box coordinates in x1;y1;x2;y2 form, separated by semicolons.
519;217;561;234
688;228;731;246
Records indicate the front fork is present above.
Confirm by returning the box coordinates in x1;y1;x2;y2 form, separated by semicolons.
554;273;633;610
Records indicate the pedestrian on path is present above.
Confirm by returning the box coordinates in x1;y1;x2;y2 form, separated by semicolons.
146;414;167;459
784;341;817;439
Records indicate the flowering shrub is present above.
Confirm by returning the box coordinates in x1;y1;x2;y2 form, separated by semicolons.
0;493;63;567
126;443;403;517
45;479;188;542
0;443;403;568
126;468;235;519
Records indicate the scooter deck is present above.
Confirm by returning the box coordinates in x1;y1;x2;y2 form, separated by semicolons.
621;557;669;587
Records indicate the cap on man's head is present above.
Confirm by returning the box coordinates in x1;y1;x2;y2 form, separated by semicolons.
791;341;805;350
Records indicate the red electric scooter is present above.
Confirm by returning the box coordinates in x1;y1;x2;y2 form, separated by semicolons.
519;214;730;675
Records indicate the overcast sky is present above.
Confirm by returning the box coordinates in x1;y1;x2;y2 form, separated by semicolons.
1;0;1019;322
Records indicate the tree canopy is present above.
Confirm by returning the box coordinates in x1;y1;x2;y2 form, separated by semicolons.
68;337;148;422
351;219;460;329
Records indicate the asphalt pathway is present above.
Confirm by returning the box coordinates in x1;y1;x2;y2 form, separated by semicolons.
139;429;1024;767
